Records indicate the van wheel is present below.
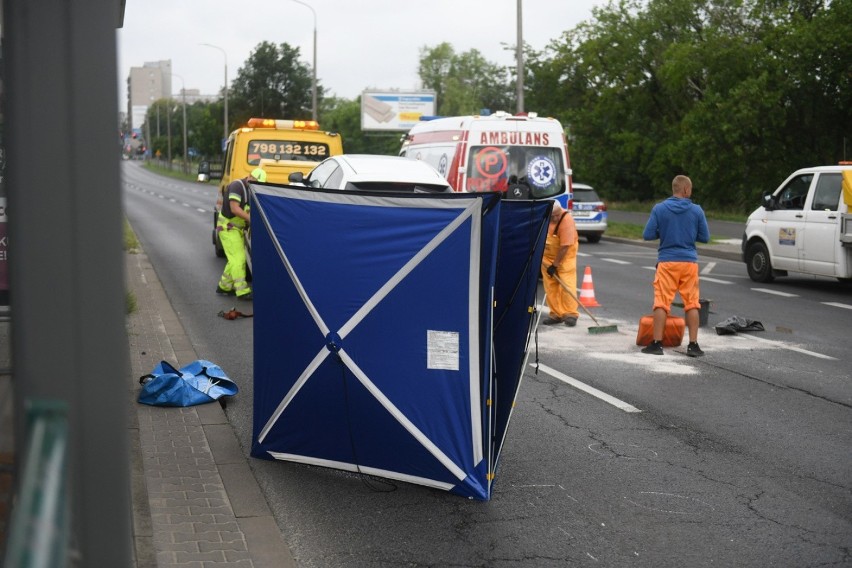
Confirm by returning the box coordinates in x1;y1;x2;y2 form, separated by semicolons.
746;241;774;282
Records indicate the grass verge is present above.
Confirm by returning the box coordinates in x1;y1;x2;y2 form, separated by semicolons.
124;219;140;314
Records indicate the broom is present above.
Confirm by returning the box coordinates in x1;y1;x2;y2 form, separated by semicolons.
552;273;619;334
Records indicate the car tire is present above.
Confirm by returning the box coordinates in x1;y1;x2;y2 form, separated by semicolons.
586;233;602;244
745;241;774;282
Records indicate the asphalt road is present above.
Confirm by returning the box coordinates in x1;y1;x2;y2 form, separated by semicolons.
123;161;852;567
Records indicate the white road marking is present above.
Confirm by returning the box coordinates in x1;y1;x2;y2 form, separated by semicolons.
752;288;798;297
822;302;852;310
603;258;632;265
643;266;656;271
700;276;733;285
197;208;206;213
733;334;837;360
577;252;592;257
701;262;716;274
533;363;642;413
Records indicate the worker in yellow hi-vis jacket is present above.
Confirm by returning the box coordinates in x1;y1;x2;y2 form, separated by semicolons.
216;167;266;301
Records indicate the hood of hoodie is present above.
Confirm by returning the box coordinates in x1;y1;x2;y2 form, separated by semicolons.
662;196;693;214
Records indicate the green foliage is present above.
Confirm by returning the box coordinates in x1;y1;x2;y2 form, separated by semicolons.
418;43;514;115
123;219;140;252
229;41;317;123
526;0;851;212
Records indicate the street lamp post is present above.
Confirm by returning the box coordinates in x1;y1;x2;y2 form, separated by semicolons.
172;73;188;173
200;43;228;151
166;102;171;165
516;0;524;114
288;0;317;121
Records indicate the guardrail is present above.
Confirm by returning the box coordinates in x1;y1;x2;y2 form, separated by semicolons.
3;400;69;568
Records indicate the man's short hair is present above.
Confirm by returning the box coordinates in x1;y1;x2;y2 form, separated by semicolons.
672;175;692;194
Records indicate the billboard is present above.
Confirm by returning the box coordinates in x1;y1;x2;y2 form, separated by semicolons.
361;90;436;132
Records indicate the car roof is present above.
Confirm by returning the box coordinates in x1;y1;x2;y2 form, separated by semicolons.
335;154;449;185
573;183;594;190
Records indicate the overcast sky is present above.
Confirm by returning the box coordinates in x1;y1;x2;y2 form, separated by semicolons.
118;0;605;105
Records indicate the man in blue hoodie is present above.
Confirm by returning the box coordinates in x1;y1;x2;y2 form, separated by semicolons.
641;175;710;357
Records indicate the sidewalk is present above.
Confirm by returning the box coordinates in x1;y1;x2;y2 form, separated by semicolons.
126;250;295;568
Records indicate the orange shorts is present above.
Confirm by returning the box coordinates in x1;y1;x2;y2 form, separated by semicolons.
653;261;700;313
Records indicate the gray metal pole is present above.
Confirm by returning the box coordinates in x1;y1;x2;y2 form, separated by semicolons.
182;90;188;173
167;102;172;165
5;0;132;564
312;24;318;121
225;60;229;146
516;0;525;114
288;0;318;121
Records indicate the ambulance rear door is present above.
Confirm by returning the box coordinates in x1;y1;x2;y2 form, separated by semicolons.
462;122;568;200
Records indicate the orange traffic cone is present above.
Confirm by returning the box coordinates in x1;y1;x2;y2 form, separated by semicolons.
578;266;601;307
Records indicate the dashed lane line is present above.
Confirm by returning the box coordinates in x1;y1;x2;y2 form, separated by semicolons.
603;258;632;265
822;302;852;310
533;363;642;413
752;288;798;297
701;276;734;285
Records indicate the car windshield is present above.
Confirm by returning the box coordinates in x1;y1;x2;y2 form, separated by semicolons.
464;145;566;198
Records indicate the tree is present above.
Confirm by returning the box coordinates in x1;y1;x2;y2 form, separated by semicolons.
524;0;851;210
418;43;514;116
229;41;319;124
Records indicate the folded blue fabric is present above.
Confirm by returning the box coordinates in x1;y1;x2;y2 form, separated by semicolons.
138;360;238;407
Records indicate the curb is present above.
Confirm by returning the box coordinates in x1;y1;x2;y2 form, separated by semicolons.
126;251;295;568
602;236;742;263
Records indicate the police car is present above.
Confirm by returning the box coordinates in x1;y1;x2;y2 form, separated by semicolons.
570;183;607;243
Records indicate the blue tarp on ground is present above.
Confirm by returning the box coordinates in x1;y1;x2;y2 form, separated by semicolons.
249;185;550;500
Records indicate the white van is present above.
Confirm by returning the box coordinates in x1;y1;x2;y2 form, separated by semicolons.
399;111;572;203
742;164;852;282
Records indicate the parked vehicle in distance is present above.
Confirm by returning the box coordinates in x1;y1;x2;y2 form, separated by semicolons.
742;163;852;282
213;118;343;257
287;154;453;193
570;183;607;243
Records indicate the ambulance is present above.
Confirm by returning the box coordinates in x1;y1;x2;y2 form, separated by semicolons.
742;164;852;282
213;118;343;256
399;111;572;204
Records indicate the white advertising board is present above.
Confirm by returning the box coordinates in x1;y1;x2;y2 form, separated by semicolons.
361;91;436;132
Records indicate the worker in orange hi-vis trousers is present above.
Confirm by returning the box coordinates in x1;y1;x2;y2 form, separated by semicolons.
540;201;580;327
